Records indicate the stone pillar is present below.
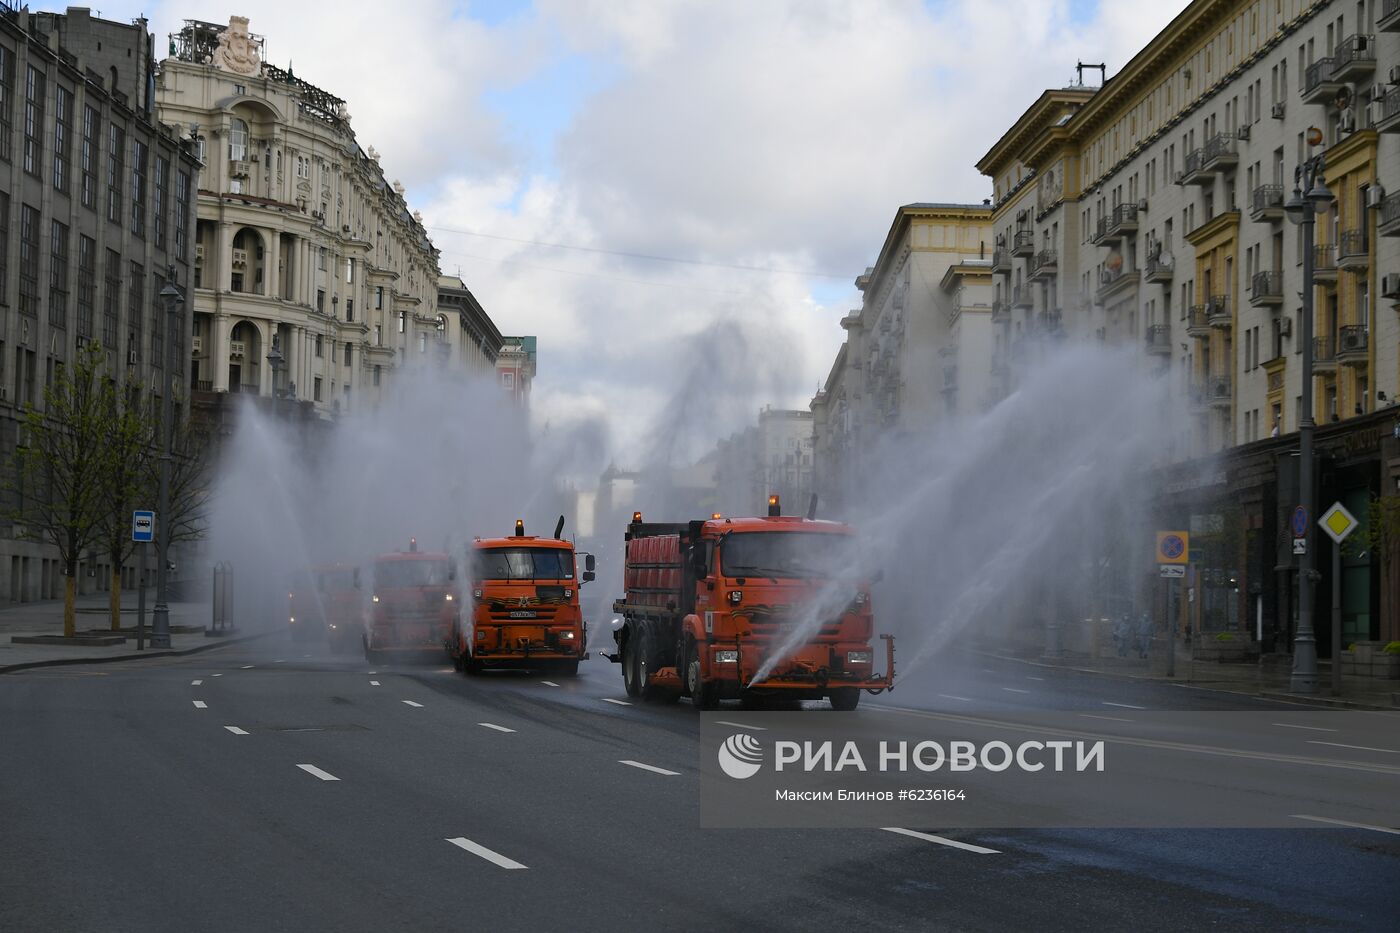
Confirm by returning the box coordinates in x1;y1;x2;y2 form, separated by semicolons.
290;325;304;399
214;221;231;293
212;314;231;392
257;322;273;397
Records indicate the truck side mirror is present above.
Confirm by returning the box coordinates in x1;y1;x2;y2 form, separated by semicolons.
585;554;596;572
582;571;596;583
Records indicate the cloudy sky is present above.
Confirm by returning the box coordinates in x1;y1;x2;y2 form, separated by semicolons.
69;0;1188;464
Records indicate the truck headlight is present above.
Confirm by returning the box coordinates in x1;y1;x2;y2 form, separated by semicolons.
715;649;739;663
854;591;868;607
473;589;483;599
328;623;337;630
564;588;574;598
561;631;575;639
372;595;379;603
445;593;454;601
846;650;872;664
289;616;295;623
727;590;742;605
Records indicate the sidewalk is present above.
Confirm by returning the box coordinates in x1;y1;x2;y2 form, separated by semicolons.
0;589;262;674
987;639;1400;710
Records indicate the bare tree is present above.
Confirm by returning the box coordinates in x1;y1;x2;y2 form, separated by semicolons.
161;415;213;549
5;344;114;638
96;379;157;631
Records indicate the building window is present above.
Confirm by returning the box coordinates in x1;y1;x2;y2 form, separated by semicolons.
107;124;125;225
80;105;99;209
153;156;168;250
0;191;8;299
150;271;164;369
419;333;427;353
316;289;325;313
229;118;249;162
344;343;352;367
345;258;354;284
0;46;13;163
374;324;382;346
318;247;327;271
313;377;322;402
501;372;514;389
375;286;384;310
18;203;39;318
76;235;95;339
48;221;69;329
345;299;354;322
130;140;148;239
103;249;120;348
315;334;323;358
127;262;144;363
195;135;206;165
174;170;190;260
397;310;405;333
373;364;381;386
53;85;73;194
23;66;44;178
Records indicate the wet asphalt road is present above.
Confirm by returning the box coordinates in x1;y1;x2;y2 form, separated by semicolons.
1;635;1397;933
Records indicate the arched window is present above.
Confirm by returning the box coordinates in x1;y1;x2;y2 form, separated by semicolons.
229;118;249;161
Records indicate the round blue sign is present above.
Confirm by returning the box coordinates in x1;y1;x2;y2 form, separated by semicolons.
1291;506;1308;538
1161;534;1185;560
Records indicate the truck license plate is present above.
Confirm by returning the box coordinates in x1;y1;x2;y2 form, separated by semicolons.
509;611;537;619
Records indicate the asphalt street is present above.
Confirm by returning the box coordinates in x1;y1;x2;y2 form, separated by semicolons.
1;636;1397;932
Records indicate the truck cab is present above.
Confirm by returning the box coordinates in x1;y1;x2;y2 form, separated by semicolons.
451;518;594;676
289;563;360;651
362;539;458;663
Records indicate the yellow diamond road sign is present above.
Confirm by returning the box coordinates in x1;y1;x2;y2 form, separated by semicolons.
1319;502;1358;544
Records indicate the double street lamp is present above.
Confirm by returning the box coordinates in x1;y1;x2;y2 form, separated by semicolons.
152;268;184;650
1282;148;1333;694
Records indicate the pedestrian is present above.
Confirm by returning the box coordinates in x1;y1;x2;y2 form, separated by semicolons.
1113;614;1131;657
1135;612;1154;659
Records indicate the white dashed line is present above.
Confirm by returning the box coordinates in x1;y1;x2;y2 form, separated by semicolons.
938;694;973;702
274;659;286;664
602;698;632;706
1273;723;1338;733
1308;740;1400;755
241;665;254;670
402;700;424;708
540;680;560;687
191;679;203;686
714;720;766;731
224;726;249;735
1002;687;1031;694
370;680;381;686
1080;714;1134;723
297;764;340;782
478;723;516;733
619;759;680;776
1290;815;1400;835
1026;676;1046;681
1103;701;1146;710
211;673;223;677
882;827;1000;854
192;700;207;709
368;671;378;674
446;837;528;869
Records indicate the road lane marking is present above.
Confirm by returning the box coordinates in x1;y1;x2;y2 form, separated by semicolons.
1026;676;1045;681
602;698;632;706
1290;815;1400;835
370;680;380;686
192;700;207;709
297;764;340;782
881;827;999;854
446;837;528;870
274;660;286;664
981;669;995;674
619;760;680;776
368;671;377;674
1273;723;1338;733
191;679;203;686
241;665;254;670
212;673;223;677
224;726;249;735
402;700;424;708
540;680;560;687
1002;687;1031;694
478;723;516;733
714;721;766;731
1308;741;1400;755
1080;714;1134;723
1103;701;1146;710
938;694;973;702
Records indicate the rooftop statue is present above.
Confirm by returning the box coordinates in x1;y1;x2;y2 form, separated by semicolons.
213;15;262;77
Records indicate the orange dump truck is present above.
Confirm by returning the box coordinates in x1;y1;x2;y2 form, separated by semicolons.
288;564;360;651
362;539;459;663
608;497;894;710
450;517;595;676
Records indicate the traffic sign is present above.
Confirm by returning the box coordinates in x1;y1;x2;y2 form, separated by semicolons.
1159;564;1186;579
1156;531;1189;565
1290;506;1308;538
1318;502;1358;544
1292;538;1307;555
132;510;154;543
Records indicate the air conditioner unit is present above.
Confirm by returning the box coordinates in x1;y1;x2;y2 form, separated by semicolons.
229;340;246;357
342;224;351;233
192;336;203;353
127;349;137;365
229;160;251;177
75;335;90;349
1367;102;1384;127
1372;83;1389;102
1342;330;1366;351
1137;198;1148;212
1339;110;1356;133
1236;124;1251;140
1271;101;1286;119
1382;273;1400;299
1173;171;1184;185
195;244;205;263
1279;317;1292;337
1368;185;1386;208
1389;65;1400;86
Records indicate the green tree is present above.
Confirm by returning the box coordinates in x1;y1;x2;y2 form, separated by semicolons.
5;343;115;638
96;380;157;631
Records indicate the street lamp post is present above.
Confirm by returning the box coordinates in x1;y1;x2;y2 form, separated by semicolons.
1283;151;1332;694
267;335;286;400
152;268;184;650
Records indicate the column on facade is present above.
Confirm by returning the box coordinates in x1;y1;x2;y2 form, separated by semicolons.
214;220;232;292
211;314;231;392
260;228;276;297
257;321;273;397
290;325;304;399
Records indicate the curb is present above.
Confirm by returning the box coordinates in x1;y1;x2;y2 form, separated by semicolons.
980;650;1399;711
0;629;276;675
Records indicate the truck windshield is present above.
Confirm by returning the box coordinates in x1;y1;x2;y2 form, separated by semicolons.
475;548;575;581
374;560;452;588
720;531;853;579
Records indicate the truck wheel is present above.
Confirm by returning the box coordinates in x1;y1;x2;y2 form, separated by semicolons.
829;688;860;711
638;628;678;704
685;640;718;710
622;636;642;697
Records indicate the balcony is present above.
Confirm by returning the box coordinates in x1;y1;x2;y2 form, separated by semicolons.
1249;271;1283;307
1207;295;1232;328
1337;325;1369;365
1145;323;1171;355
1375;86;1400;133
1011;229;1035;258
1249;184;1285;222
1330;35;1376;83
229;340;247;359
231;249;248;269
991;299;1010;323
1097;265;1139;302
1144;252;1174;283
1380;192;1400;237
992;247;1011;274
1313;336;1336;373
1186;305;1211;338
1010;284;1033;309
1181;135;1237;184
1094;203;1140;245
1208;375;1232;409
1038;308;1063;335
1312;244;1338;281
1337;229;1368;270
1301;57;1342;104
1382;0;1400;32
1029;249;1058;281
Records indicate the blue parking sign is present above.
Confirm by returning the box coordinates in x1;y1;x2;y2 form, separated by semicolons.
132;511;155;543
